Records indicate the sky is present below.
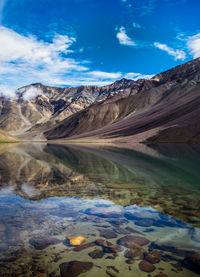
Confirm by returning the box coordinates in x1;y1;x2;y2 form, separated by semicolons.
0;0;199;94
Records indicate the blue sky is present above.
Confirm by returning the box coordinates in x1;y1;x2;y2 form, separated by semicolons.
0;0;199;94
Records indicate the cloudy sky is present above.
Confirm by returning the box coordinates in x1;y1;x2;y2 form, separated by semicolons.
0;0;199;91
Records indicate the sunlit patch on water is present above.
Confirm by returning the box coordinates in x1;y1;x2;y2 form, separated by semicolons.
0;143;199;276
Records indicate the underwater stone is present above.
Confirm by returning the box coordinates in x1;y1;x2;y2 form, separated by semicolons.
88;249;104;259
95;239;123;253
59;261;93;277
117;235;150;248
125;226;144;234
106;269;118;277
139;260;156;273
150;249;163;259
145;253;161;264
69;236;86;246
29;236;61;250
124;248;145;259
98;228;118;239
73;242;95;252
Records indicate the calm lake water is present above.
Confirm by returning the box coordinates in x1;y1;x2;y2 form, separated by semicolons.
0;143;199;277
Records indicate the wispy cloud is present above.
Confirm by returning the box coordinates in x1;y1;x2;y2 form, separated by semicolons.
154;42;186;60
21;86;44;100
116;26;136;46
132;22;144;29
0;26;127;90
0;85;16;99
0;0;7;24
125;72;155;80
88;71;122;79
187;33;200;59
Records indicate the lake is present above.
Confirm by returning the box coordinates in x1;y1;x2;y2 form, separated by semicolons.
0;143;199;277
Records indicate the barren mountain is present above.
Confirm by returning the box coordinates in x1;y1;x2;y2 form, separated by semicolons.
0;79;135;139
0;58;200;143
45;58;200;143
0;129;20;142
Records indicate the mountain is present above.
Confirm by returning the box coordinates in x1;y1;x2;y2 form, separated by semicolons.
0;129;20;142
0;79;135;139
45;58;200;143
0;58;200;143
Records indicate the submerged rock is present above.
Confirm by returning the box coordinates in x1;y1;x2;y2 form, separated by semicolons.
106;269;118;277
29;236;61;250
88;249;104;259
69;236;86;246
117;235;150;248
139;260;156;273
124;248;145;259
95;239;123;253
106;266;119;276
145;253;160;264
150;249;163;259
73;242;95;252
98;229;118;239
125;226;143;234
59;261;93;277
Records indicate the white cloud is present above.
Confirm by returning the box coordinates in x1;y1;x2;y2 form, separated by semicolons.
0;26;89;87
0;85;16;99
187;33;200;59
0;0;7;24
154;42;186;60
116;26;136;46
21;86;43;100
125;72;155;80
0;26;128;90
89;71;122;79
132;22;143;29
0;27;77;64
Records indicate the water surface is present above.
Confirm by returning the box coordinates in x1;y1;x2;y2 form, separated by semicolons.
0;143;199;277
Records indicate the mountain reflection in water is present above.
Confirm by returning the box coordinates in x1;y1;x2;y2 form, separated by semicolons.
0;143;199;277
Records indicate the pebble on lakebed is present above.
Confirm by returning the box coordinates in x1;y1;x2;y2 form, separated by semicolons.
69;236;86;246
139;260;156;273
59;261;93;277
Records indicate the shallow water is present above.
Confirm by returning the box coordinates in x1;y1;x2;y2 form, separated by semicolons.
0;143;199;276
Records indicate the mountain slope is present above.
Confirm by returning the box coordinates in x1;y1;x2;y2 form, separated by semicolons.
45;58;200;143
0;129;20;142
0;79;135;137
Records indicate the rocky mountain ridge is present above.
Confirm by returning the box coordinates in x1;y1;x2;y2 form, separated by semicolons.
45;58;200;143
0;57;200;143
0;78;137;138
